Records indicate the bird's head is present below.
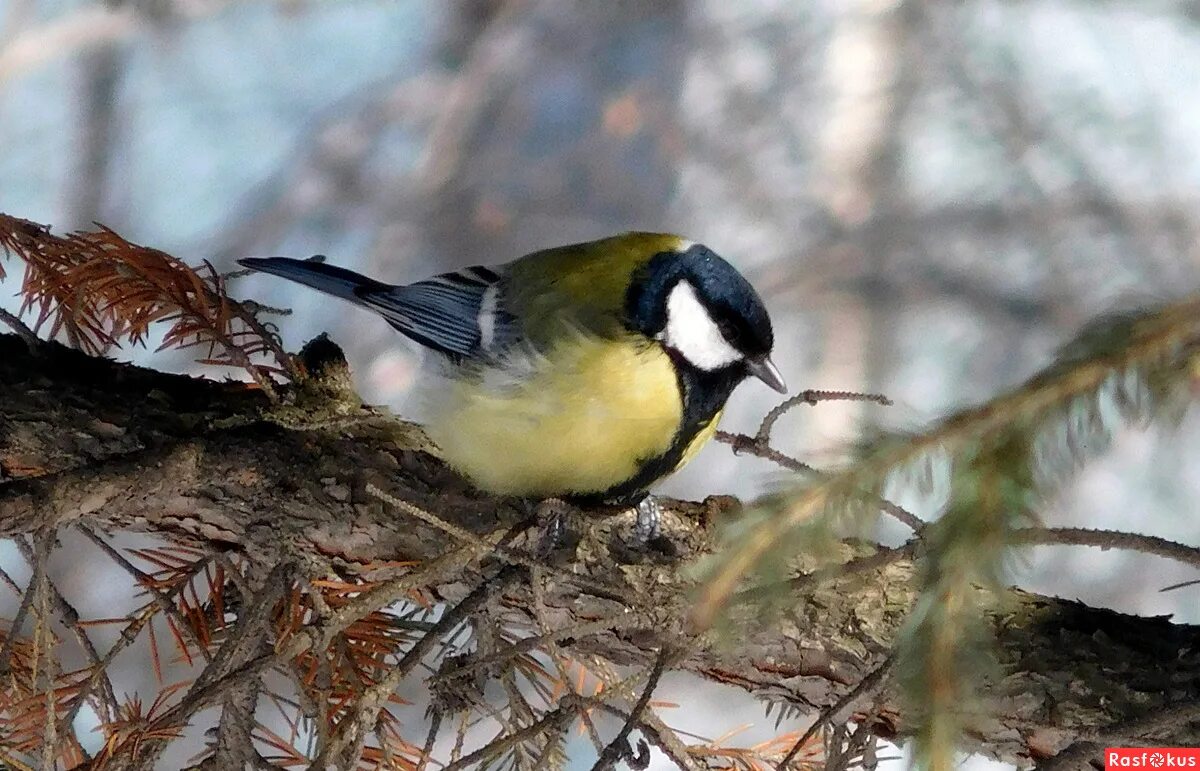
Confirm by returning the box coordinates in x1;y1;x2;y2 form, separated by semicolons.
625;241;786;393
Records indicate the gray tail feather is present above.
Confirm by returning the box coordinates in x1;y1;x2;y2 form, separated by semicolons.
237;257;391;305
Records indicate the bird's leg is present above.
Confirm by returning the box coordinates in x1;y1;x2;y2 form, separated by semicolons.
632;495;663;546
533;497;574;555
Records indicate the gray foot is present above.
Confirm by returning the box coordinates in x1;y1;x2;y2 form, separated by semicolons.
632;496;662;545
534;498;574;555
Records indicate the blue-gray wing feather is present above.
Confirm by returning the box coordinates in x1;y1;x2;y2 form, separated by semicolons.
236;257;515;361
362;266;517;360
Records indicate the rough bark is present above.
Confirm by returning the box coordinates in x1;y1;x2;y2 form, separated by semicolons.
0;333;1197;767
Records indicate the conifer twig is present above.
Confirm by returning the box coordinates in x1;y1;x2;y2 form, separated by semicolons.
734;539;920;606
31;532;57;770
79;527;215;663
698;296;1200;626
714;430;925;532
1013;526;1200;569
318;564;523;768
590;647;672;771
439;699;581;771
755;390;893;446
776;655;892;771
593;703;704;771
13;537;118;725
0;541;40;684
0;307;39;351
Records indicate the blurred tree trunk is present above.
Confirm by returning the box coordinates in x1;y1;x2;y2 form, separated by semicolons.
399;0;690;272
811;0;916;443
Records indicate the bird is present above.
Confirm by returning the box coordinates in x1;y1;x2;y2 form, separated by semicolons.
239;232;785;542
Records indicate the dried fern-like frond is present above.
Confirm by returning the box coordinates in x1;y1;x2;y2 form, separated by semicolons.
360;710;427;770
93;682;191;770
123;544;227;669
0;626;93;769
0;213;297;394
279;576;428;752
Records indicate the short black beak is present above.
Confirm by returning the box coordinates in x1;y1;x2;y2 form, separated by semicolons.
747;356;787;393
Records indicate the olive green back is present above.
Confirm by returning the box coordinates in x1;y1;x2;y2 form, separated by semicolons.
502;232;686;348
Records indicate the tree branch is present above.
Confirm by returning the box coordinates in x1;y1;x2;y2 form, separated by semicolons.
1;333;1198;766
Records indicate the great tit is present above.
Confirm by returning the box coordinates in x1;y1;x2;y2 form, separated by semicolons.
240;233;785;535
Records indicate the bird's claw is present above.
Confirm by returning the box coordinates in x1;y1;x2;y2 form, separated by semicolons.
632;496;662;546
533;498;574;556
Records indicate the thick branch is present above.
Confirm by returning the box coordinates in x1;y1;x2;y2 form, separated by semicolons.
0;334;1197;766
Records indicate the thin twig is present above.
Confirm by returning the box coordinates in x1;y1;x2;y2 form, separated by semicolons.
0;538;41;682
755;391;893;446
593;704;704;771
734;540;919;606
433;614;644;689
716;430;816;473
776;655;893;771
365;483;499;554
317;564;524;769
191;561;290;693
133;562;292;771
365;482;631;602
439;699;581;771
233;297;293;317
415;711;442;771
0;563;21;594
14;537;118;724
874;498;925;532
0;749;36;771
32;531;57;771
1012;526;1200;569
828;706;882;771
526;564;608;755
205;564;284;770
58;537;204;735
0;307;40;351
590;647;673;771
79;527;215;662
95;543;493;767
714;431;925;532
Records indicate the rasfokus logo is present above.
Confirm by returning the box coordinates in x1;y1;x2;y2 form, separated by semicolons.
1106;749;1199;769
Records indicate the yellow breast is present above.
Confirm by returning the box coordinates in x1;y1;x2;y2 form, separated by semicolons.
424;334;684;499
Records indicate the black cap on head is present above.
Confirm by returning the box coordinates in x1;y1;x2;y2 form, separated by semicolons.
626;243;783;391
626;244;774;357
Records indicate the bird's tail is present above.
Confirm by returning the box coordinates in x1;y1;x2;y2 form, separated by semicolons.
237;256;390;305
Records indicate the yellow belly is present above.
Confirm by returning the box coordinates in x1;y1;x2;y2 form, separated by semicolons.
424;336;688;498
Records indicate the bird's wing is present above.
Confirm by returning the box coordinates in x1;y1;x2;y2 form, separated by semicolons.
241;231;688;360
357;265;516;359
237;256;516;360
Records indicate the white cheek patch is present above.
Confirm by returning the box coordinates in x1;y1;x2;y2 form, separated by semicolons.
658;281;743;371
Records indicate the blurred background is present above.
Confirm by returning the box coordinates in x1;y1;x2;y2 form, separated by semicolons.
2;0;1199;767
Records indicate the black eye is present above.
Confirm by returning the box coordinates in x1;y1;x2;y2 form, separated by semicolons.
717;317;742;345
